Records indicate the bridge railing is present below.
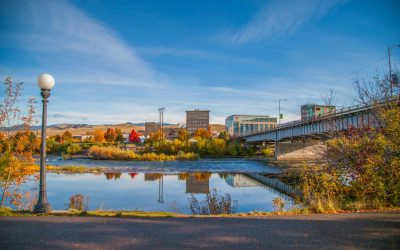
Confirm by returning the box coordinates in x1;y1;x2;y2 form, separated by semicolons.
239;96;399;138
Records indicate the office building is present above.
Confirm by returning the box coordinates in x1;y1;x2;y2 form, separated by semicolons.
225;115;277;136
301;104;336;120
164;127;183;140
185;175;210;194
144;122;159;137
186;110;210;134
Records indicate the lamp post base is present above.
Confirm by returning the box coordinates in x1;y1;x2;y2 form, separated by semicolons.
33;203;52;214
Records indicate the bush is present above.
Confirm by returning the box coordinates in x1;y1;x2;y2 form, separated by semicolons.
68;194;89;211
261;148;274;157
294;105;400;212
88;146;199;161
66;144;83;155
188;189;237;215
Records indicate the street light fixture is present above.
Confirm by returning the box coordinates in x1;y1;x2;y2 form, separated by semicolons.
388;44;400;96
278;99;287;125
33;73;55;213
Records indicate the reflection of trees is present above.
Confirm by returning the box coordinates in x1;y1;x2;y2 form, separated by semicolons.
193;173;211;182
178;173;189;181
144;173;162;181
178;172;211;182
104;173;122;180
129;173;138;179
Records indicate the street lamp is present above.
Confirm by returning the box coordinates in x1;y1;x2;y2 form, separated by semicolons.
278;99;287;125
388;44;400;96
33;73;55;213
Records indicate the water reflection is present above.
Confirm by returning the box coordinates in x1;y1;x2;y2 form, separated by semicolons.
87;172;295;213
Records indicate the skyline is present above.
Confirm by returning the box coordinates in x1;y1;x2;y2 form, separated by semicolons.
0;0;399;125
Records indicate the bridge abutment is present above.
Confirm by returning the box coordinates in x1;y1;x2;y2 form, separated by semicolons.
275;141;327;161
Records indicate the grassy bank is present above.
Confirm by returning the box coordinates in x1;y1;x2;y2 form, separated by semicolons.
88;146;199;161
46;165;105;174
2;207;399;218
19;164;106;174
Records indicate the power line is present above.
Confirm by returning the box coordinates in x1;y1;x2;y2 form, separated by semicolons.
321;51;400;87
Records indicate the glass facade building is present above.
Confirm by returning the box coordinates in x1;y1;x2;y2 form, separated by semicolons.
225;115;277;136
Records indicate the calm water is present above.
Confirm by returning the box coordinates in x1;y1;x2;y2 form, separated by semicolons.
46;157;282;174
25;158;295;213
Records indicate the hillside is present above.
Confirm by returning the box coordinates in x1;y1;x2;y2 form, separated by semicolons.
29;123;226;136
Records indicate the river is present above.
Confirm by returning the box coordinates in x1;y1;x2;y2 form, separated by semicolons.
24;158;296;214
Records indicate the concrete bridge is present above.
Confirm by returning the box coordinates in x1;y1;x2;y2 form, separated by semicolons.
239;97;397;161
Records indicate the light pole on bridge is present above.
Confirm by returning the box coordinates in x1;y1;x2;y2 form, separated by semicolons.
278;99;287;125
388;44;400;96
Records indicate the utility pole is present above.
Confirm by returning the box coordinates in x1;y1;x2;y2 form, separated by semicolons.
158;174;164;203
158;107;165;140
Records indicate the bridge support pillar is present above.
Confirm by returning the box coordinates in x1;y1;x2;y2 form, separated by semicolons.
275;141;326;161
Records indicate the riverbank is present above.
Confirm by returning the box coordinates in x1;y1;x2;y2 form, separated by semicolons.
1;210;399;249
2;206;399;218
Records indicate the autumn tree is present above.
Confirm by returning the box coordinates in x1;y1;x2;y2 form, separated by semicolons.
178;129;189;142
93;129;105;143
62;131;73;142
194;128;212;139
0;77;37;208
104;128;116;143
115;128;125;144
218;131;230;142
128;129;141;143
54;134;63;143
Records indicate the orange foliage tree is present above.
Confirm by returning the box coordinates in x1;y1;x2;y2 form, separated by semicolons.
194;128;212;139
93;129;105;143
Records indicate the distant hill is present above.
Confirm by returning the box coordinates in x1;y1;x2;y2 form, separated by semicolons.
2;122;225;136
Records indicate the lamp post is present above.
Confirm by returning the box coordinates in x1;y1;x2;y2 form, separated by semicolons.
388;44;400;96
278;99;287;125
33;74;55;213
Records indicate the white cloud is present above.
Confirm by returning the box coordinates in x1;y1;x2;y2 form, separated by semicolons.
9;0;160;88
218;0;347;45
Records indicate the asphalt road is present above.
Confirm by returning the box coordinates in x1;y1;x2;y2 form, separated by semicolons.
1;211;399;249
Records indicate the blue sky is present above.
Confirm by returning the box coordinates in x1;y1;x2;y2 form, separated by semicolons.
0;0;399;125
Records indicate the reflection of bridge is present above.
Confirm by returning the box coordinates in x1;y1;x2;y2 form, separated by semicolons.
239;98;397;160
244;174;297;198
225;173;296;198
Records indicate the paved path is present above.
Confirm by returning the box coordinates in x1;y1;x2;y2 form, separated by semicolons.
1;211;399;249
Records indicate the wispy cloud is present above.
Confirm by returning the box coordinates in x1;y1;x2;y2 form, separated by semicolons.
7;0;160;87
218;0;347;45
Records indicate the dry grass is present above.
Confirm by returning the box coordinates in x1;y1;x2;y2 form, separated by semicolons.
88;146;198;161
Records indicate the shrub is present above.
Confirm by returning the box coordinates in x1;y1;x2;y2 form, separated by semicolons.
261;148;274;157
88;146;198;161
188;189;237;215
272;197;285;212
66;144;83;155
68;194;89;212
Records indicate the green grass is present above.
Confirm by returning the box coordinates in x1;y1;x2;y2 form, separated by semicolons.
46;165;105;174
0;208;182;218
2;207;399;218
